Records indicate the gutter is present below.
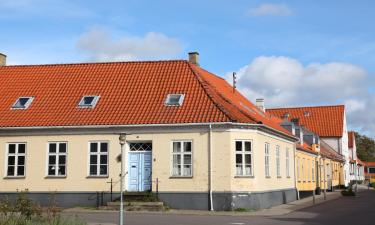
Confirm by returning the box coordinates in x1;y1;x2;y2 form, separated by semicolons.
208;124;214;211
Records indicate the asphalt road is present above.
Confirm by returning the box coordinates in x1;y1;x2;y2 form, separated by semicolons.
70;189;375;225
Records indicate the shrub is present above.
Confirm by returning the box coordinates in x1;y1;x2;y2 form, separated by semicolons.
14;192;41;219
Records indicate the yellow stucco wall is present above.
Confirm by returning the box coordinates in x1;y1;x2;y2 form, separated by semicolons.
296;150;317;191
0;129;296;193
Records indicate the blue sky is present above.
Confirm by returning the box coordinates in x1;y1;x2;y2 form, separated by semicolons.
1;0;375;136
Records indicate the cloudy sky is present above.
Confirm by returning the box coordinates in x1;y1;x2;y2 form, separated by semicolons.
1;0;375;136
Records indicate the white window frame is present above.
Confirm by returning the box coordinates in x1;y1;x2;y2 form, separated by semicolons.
276;145;281;177
11;97;34;109
165;94;185;106
235;140;253;176
46;142;67;177
302;158;305;182
171;140;193;177
88;141;109;177
78;95;100;108
5;143;26;177
265;143;270;177
312;160;315;182
307;159;310;182
286;148;290;177
297;157;300;182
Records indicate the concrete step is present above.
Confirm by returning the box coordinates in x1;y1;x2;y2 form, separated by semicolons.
101;201;165;211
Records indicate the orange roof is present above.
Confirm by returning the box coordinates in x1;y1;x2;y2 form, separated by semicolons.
348;131;355;148
357;158;365;166
0;60;291;137
365;162;375;167
297;142;318;155
267;105;345;137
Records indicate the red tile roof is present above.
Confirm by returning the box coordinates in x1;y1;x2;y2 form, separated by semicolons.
348;131;354;148
267;105;345;137
0;60;292;137
365;162;375;167
297;142;318;155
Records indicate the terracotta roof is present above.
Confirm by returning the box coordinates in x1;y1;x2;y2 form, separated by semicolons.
267;105;345;137
320;140;345;162
348;131;355;148
0;60;292;137
365;162;375;167
296;142;318;155
357;158;365;166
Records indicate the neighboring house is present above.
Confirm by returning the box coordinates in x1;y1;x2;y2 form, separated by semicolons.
356;158;365;182
267;106;350;187
348;131;364;183
0;52;298;210
364;162;375;183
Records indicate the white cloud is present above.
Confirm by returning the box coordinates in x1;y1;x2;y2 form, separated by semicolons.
229;56;375;137
76;27;183;62
248;3;293;17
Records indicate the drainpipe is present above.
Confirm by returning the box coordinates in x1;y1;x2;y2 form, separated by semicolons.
208;124;214;211
294;143;299;200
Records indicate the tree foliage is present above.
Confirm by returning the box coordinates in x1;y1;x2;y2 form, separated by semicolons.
354;132;375;161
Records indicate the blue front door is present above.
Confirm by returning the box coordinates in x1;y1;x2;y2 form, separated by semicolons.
128;151;152;192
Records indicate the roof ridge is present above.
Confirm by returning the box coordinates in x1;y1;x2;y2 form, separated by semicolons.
1;59;188;68
186;62;237;122
267;105;345;110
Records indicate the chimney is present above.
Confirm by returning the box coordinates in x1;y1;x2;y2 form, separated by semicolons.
256;98;265;112
188;52;199;66
0;53;6;66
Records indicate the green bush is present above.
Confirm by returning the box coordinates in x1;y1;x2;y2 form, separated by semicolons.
341;188;356;196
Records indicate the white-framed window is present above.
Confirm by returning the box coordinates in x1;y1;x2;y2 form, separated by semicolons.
6;143;26;177
307;159;310;182
302;158;305;182
47;142;67;176
297;157;300;182
12;97;34;109
171;141;192;176
265;143;270;177
88;141;108;176
235;140;253;176
276;145;281;177
312;160;315;182
286;148;290;177
78;95;100;108
165;94;185;106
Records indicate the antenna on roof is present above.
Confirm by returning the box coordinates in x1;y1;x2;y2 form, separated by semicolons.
232;72;237;93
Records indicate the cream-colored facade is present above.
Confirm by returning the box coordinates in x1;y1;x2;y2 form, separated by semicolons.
0;128;295;193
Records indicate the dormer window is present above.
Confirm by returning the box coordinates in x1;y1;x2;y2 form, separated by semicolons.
12;97;34;109
165;94;184;106
78;95;100;108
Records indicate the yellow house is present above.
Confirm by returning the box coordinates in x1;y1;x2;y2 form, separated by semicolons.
0;52;298;210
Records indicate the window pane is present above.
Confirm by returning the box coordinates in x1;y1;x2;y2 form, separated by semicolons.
49;156;56;165
83;96;94;105
8;144;16;154
236;154;242;164
183;155;192;165
90;155;97;164
48;166;55;175
17;166;25;176
7;166;14;176
183;165;192;176
58;166;66;175
49;143;57;153
236;165;243;175
100;165;107;175
173;142;181;152
100;155;107;164
90;143;98;152
8;156;15;165
245;154;251;164
173;154;181;165
18;156;25;166
245;165;252;175
90;165;97;175
183;142;192;152
18;144;26;154
244;142;251;152
59;155;66;165
172;165;181;176
100;143;108;152
59;143;67;153
235;141;242;151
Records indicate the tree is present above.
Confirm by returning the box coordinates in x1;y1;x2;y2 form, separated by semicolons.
354;132;375;161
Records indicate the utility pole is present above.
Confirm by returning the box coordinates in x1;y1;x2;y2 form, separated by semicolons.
119;134;127;225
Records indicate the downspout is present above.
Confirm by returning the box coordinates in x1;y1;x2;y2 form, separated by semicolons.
294;143;300;200
208;124;214;211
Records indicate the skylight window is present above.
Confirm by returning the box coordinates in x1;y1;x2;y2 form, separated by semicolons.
165;94;185;106
78;95;100;108
12;97;34;109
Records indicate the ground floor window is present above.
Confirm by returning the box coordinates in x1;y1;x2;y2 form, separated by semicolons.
47;142;67;176
6;143;26;177
172;141;192;176
89;141;108;176
235;140;252;176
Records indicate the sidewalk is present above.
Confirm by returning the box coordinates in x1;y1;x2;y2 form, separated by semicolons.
64;190;343;217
